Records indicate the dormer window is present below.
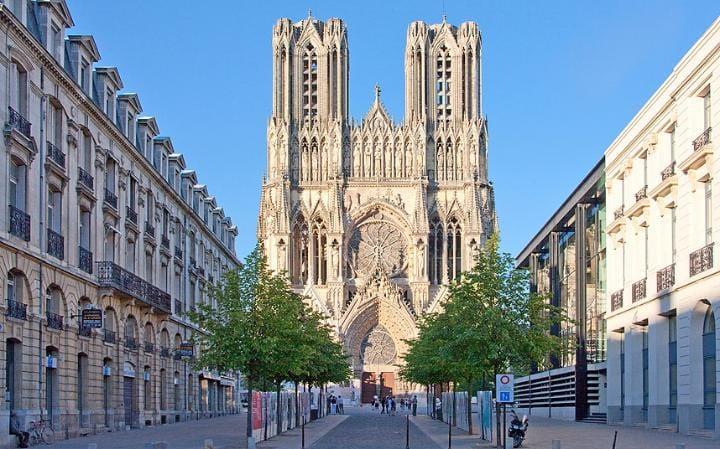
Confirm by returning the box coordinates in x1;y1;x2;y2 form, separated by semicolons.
161;154;168;178
50;23;61;61
126;113;134;141
145;136;152;160
80;58;90;92
105;89;114;116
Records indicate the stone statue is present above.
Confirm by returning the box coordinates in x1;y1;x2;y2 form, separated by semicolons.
278;242;286;271
417;244;425;277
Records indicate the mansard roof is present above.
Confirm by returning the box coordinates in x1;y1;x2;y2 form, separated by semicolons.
137;116;159;135
94;66;123;89
66;34;100;61
38;0;75;27
117;93;142;113
169;153;185;168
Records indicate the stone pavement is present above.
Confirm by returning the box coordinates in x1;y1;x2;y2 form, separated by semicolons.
43;414;248;449
256;414;348;449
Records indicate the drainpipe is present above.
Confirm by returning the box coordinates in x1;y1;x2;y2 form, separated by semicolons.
38;66;47;421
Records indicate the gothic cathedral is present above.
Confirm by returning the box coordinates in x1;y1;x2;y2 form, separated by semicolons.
258;14;497;397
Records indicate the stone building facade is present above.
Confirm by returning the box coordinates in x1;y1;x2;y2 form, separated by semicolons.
0;1;240;447
258;14;497;399
603;18;719;437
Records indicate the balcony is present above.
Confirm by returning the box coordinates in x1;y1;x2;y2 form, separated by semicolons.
632;278;646;303
657;264;675;292
46;141;65;168
614;206;624;220
96;261;172;313
104;188;118;209
103;329;116;344
78;326;92;337
693;126;712;151
689;243;713;277
7;106;31;137
46;312;64;330
175;246;183;260
79;246;93;274
634;186;647;202
8;205;30;241
47;228;64;260
160;346;171;358
679;127;713;173
161;235;170;249
5;300;27;320
144;342;155;353
126;206;138;225
78;167;94;190
651;162;679;204
608;205;627;236
145;221;155;239
611;289;623;312
124;336;138;350
627;186;650;220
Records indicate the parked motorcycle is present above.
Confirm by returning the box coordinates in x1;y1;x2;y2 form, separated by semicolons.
507;409;529;448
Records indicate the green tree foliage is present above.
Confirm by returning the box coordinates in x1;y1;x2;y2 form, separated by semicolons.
189;243;350;443
401;234;571;434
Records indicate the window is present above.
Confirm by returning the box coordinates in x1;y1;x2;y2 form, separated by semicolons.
79;209;91;249
189;280;196;310
429;218;443;285
126;113;134;141
105;158;116;194
82;131;92;171
161;153;168;178
669;126;676;162
80;59;89;92
47;189;62;233
49;103;62;148
50;23;61;60
145;251;153;283
9;160;26;210
705;181;712;245
302;45;318;117
703;89;712;130
146;136;153;160
126;240;136;272
668;314;678;423
105;89;114;116
446;217;462;281
161;262;168;291
162;209;169;237
129;177;137;212
435;48;452;119
11;62;28;116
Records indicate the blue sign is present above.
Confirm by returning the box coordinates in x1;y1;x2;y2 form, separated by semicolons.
499;391;511;402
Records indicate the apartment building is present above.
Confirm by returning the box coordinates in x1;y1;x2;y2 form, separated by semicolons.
604;18;719;437
0;1;240;447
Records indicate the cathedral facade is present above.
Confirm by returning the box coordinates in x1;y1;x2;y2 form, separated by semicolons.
258;14;497;398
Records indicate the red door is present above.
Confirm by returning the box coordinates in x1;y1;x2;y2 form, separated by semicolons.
380;372;395;398
361;372;376;403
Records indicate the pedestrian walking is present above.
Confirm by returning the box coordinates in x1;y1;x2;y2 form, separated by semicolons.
381;396;387;414
337;395;344;414
412;395;418;416
390;397;397;416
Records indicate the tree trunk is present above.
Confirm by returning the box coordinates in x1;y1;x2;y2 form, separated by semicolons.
495;402;502;448
276;382;282;437
246;385;253;443
294;382;299;428
467;378;474;435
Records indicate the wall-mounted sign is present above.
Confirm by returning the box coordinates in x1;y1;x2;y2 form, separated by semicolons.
123;362;136;378
81;309;103;328
103;366;112;377
177;342;194;357
143;371;151;381
46;356;58;369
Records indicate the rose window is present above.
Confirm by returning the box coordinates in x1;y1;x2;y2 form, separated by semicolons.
360;329;397;365
348;216;407;278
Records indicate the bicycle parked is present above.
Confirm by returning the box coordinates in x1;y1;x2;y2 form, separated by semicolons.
28;419;54;446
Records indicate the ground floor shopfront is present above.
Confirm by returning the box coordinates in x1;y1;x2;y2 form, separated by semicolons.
606;274;719;438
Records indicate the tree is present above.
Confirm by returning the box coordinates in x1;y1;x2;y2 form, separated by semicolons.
401;234;571;439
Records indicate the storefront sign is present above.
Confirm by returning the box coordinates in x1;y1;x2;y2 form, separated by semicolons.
81;308;103;328
177;342;194;357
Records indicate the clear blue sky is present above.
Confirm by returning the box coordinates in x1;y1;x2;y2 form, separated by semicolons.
69;0;720;259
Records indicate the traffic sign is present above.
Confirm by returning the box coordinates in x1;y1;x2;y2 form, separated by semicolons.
496;373;514;403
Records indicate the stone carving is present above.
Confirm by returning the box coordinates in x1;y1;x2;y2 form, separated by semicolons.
348;217;407;278
360;328;396;365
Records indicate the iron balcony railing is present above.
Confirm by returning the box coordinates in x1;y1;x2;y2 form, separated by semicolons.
635;186;648;202
160;346;171;358
8;205;30;241
611;289;623;312
79;246;93;274
689;243;713;277
46;312;64;330
103;329;116;344
657;264;675;292
46;141;65;168
47;228;64;260
145;221;155;238
144;342;155;353
78;167;94;190
632;278;647;302
692;126;712;151
614;206;624;220
661;162;676;181
161;235;170;249
96;261;172;313
78;325;92;337
104;188;118;209
5;299;27;320
124;336;138;350
126;206;138;224
8;106;31;137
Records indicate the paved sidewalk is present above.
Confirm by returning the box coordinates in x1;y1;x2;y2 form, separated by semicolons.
44;414;248;449
256;414;348;449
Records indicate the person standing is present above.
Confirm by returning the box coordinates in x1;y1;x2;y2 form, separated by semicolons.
390;397;397;416
330;395;337;414
337;395;344;414
412;395;418;416
381;396;387;414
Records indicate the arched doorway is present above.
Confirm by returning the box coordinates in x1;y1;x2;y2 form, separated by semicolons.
123;361;137;428
702;306;716;430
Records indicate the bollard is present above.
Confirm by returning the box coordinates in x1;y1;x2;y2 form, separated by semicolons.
552;440;561;449
204;439;215;449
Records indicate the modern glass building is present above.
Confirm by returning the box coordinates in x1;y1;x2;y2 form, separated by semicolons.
515;158;607;422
